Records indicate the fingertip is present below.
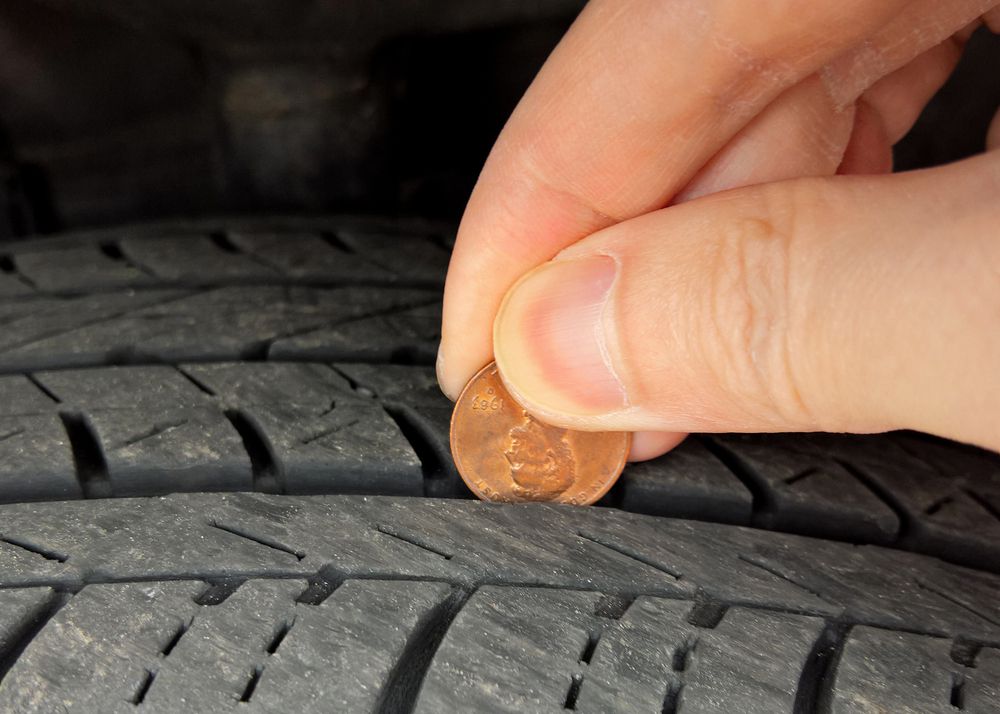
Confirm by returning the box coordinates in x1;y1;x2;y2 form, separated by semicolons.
628;431;688;461
988;108;1000;152
435;345;460;401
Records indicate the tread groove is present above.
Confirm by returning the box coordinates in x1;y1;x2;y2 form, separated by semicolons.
118;419;188;449
0;256;37;290
100;241;157;277
383;405;453;497
737;554;834;604
208;522;305;561
376;525;454;560
194;579;243;606
792;622;850;714
223;409;282;494
950;639;982;667
950;671;966;710
700;437;775;525
0;292;197;355
0;427;25;444
594;594;635;620
925;495;953;516
59;411;112;499
915;579;1000;627
672;636;697;672
174;367;217;396
576;531;682;580
321;231;356;254
160;619;191;657
208;231;240;254
299;419;360;445
296;575;340;606
97;242;126;261
964;489;1000;524
834;459;912;543
266;618;295;655
373;586;471;714
239;665;263;703
783;467;822;486
660;680;683;714
0;215;996;711
0;536;68;563
579;631;600;664
25;373;61;403
130;669;157;705
563;672;583;710
686;601;728;629
257;296;440;359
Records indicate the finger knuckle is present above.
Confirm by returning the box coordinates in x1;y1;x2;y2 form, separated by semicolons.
701;183;819;426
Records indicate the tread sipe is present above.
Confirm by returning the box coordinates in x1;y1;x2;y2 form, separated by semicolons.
0;218;997;574
0;217;997;711
0;494;996;712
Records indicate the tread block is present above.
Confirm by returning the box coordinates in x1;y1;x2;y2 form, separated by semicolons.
619;439;753;525
143;579;305;710
0;498;311;581
332;364;462;494
36;365;211;408
0;581;204;711
420;589;824;714
0;375;57;415
337;229;449;282
182;362;356;411
680;609;824;714
0;286;435;370
248;579;453;712
0;272;34;297
0;538;74;586
14;246;150;291
0;289;190;371
968;649;1000;711
87;407;252;495
810;434;1000;571
119;235;278;281
416;586;603;713
333;363;445;405
227;231;395;282
712;435;900;542
829;627;1000;713
180;363;423;495
269;301;441;363
574;597;695;713
248;402;424;495
0;414;79;502
0;588;57;657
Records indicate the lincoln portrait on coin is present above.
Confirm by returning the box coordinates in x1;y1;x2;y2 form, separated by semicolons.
503;409;577;500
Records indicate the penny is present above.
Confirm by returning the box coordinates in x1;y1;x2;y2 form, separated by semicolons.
450;362;630;505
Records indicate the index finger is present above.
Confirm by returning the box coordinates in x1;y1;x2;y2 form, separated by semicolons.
437;0;916;399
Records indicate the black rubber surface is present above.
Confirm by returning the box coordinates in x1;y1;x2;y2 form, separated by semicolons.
0;218;997;571
0;494;997;712
0;217;998;711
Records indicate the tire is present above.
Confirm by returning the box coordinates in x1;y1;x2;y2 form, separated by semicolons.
0;494;997;712
0;216;997;712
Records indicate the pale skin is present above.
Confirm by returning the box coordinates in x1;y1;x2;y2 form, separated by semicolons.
438;0;1000;461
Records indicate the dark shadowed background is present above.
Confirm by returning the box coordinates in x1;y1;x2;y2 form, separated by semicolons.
0;1;996;238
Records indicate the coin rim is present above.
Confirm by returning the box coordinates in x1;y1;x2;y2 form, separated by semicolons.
449;361;631;505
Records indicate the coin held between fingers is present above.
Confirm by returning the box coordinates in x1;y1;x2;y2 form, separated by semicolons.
450;362;630;505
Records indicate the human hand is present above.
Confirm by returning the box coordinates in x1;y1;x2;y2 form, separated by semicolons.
438;0;1000;458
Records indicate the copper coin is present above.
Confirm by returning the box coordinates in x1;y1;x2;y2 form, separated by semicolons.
450;362;630;505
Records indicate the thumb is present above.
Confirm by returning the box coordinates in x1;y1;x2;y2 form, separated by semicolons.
493;151;1000;451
